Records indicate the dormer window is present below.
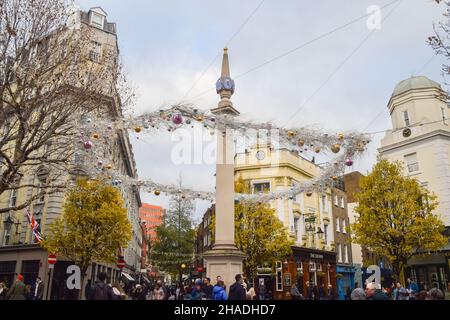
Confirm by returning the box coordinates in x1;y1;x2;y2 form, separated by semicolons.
90;11;105;29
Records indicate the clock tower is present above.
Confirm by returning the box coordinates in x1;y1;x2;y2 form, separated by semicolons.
203;48;245;292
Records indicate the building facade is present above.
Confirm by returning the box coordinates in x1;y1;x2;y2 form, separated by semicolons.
235;144;337;299
331;179;354;299
0;7;142;299
379;76;450;291
139;203;166;244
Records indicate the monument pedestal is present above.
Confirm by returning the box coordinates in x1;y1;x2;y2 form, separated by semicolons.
203;245;246;292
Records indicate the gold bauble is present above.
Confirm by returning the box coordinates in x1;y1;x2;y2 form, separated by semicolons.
298;139;305;147
331;144;341;154
196;115;204;122
92;133;99;139
306;192;313;197
332;176;338;181
106;164;113;170
315;147;321;153
134;127;142;133
287;131;296;138
154;190;161;196
338;133;344;140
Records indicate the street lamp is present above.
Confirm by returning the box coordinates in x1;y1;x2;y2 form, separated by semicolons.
3;216;14;232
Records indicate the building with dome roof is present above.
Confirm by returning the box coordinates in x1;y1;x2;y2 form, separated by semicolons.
379;75;450;291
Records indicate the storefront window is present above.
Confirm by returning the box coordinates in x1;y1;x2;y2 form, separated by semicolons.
21;260;40;285
0;261;16;287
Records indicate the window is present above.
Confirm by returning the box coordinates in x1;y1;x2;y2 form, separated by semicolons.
337;244;342;263
340;197;345;208
316;263;322;272
276;262;283;291
89;41;102;62
321;195;327;212
90;12;105;29
403;110;410;126
343;244;348;263
405;153;419;173
9;189;17;207
253;182;270;194
324;224;328;244
309;262;316;271
342;218;347;234
441;107;447;121
334;195;338;206
336;217;340;232
294;217;299;242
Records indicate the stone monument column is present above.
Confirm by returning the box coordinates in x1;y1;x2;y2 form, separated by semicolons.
203;48;245;291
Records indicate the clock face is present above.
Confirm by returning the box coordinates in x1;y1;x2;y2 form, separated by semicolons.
402;128;412;138
224;78;233;90
215;79;223;92
256;150;265;160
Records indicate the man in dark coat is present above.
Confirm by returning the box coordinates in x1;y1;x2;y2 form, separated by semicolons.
366;282;388;300
228;274;246;300
90;272;114;300
85;279;94;300
202;278;213;299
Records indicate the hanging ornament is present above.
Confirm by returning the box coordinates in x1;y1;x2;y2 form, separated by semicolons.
107;124;113;130
106;164;113;170
92;133;99;139
331;144;341;154
86;118;92;124
345;158;354;166
134;127;142;133
306;192;313;197
287;131;296;138
338;133;344;141
83;141;93;150
181;194;186;199
172;114;183;125
297;140;305;147
154;190;161;196
314;147;321;153
196;115;204;122
186;119;192;125
332;176;338;181
97;160;103;166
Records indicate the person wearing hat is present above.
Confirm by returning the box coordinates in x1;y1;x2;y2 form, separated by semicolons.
7;274;27;300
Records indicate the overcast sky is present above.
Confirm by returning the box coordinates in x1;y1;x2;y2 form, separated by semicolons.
78;0;447;220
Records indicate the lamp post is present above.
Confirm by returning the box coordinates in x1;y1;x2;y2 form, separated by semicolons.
179;263;186;284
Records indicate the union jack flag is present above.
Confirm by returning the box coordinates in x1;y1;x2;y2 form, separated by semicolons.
25;209;43;243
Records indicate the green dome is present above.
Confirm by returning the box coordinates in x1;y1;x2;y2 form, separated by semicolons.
393;76;442;97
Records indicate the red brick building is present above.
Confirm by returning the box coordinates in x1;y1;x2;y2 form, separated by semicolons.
139;203;166;244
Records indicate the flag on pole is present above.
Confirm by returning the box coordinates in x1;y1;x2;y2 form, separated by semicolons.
25;208;43;243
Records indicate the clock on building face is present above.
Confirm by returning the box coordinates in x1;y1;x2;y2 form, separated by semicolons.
256;150;265;160
402;128;412;138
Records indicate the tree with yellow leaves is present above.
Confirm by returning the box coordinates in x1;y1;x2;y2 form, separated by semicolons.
351;159;447;284
42;179;132;299
210;177;293;281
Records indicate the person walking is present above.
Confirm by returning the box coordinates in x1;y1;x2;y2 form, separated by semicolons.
33;277;44;300
203;278;213;300
228;274;246;300
290;283;304;300
350;287;366;300
426;287;444;300
212;280;227;300
407;278;418;300
327;284;335;300
7;275;27;300
318;283;325;300
306;281;317;300
91;272;114;300
190;279;206;300
258;282;266;301
0;282;8;300
152;280;165;300
365;282;388;300
84;279;94;300
112;282;127;300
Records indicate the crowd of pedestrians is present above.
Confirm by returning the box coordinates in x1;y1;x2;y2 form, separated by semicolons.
350;278;446;300
0;275;44;300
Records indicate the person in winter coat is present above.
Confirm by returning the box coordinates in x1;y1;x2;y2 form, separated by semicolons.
290;284;304;300
7;275;27;300
407;278;418;300
0;282;8;300
228;274;246;300
365;282;388;300
85;280;94;300
90;272;114;300
212;280;227;300
202;278;213;300
190;279;206;300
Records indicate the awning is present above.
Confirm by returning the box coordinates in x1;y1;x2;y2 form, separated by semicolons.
121;272;135;282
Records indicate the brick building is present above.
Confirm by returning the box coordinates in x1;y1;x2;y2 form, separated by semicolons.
139;203;166;244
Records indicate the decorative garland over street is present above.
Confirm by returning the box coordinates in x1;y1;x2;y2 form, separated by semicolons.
74;104;370;202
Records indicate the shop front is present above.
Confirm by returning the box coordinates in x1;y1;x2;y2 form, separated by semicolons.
336;264;355;300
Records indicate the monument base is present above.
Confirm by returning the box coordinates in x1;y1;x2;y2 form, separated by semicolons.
202;245;246;293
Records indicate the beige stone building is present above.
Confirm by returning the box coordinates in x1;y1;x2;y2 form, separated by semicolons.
0;7;142;299
235;144;337;298
379;76;450;291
